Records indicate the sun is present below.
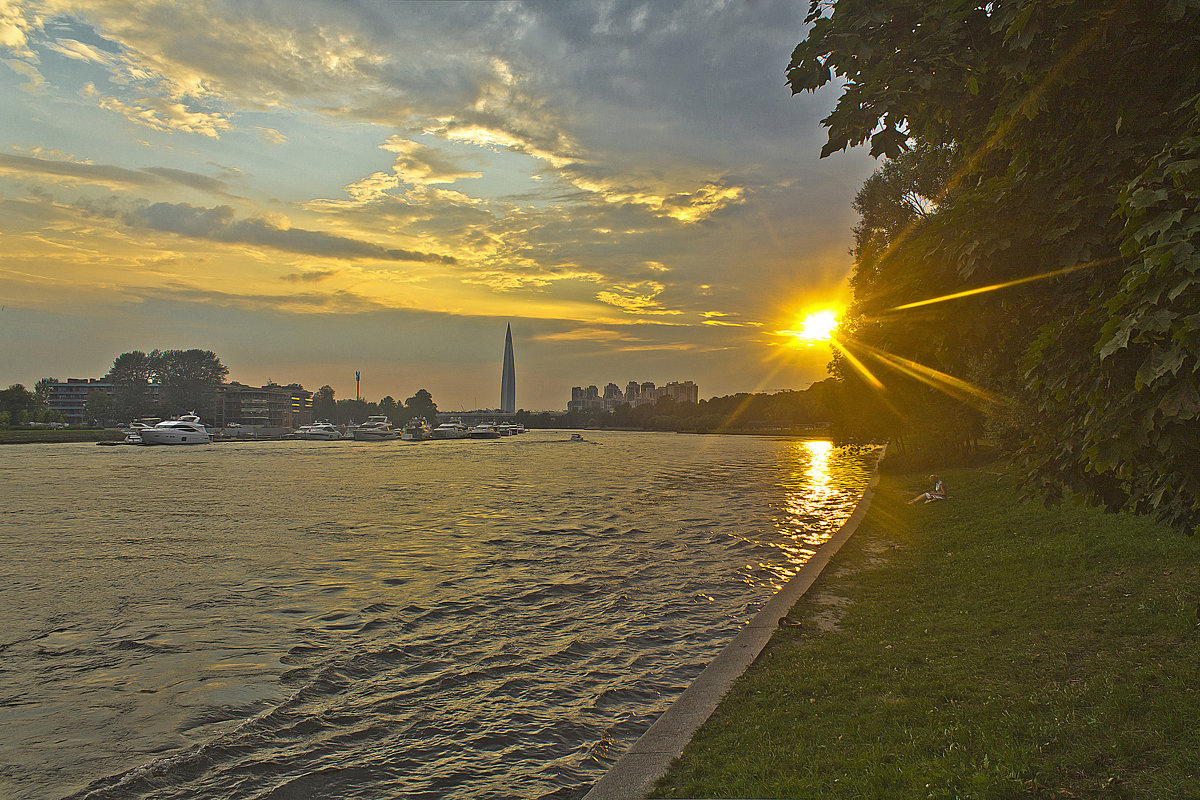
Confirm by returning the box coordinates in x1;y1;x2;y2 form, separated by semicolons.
791;310;839;342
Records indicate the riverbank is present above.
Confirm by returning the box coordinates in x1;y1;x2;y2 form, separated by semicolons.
651;465;1200;798
0;428;124;444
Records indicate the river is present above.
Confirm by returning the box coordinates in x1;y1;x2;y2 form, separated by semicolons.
0;431;877;799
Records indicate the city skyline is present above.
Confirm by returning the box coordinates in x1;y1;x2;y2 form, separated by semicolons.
0;1;870;409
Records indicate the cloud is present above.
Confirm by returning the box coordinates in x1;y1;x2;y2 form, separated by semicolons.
140;281;392;315
532;327;641;343
281;268;339;283
119;201;458;264
255;126;286;144
0;152;229;193
381;136;483;186
595;280;683;315
46;37;115;64
89;85;231;138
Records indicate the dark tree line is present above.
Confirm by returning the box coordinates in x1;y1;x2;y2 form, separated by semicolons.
788;0;1200;532
106;349;230;420
534;381;840;433
311;385;440;426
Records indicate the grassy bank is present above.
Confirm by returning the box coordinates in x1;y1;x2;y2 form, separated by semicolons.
652;466;1200;799
0;428;124;444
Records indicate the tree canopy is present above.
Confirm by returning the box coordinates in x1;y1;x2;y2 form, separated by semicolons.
789;0;1200;532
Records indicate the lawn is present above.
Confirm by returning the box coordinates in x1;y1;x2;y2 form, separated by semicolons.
652;465;1200;799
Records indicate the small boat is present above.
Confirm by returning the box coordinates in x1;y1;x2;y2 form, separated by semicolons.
468;422;500;439
431;420;470;440
401;417;433;441
139;413;211;445
353;415;398;441
496;423;514;436
295;421;342;440
570;433;584;442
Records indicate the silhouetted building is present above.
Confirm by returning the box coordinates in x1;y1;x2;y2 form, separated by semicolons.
500;324;516;413
569;379;698;411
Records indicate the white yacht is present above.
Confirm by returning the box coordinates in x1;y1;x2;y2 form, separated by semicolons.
139;413;211;445
401;417;433;441
353;415;398;441
431;420;469;440
296;421;342;440
468;422;500;439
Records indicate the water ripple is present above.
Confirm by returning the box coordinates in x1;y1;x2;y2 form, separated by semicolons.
0;432;877;800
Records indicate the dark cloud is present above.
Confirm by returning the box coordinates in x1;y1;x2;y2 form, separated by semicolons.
0;153;229;193
121;202;458;264
281;269;340;282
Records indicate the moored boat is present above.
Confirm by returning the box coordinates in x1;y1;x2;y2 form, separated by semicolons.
401;417;433;441
139;413;211;445
468;422;500;439
353;415;398;441
431;419;469;439
296;421;342;440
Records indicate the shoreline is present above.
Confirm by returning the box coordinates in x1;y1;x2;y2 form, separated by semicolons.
649;465;1200;799
582;449;884;800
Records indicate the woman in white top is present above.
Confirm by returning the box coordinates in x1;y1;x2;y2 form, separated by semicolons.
909;474;947;504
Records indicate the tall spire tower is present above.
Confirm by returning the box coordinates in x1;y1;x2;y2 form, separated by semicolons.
500;324;516;413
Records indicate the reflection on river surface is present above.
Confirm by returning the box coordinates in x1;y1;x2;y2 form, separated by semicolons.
0;431;878;800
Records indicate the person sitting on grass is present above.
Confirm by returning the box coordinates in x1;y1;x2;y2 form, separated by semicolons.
908;474;947;504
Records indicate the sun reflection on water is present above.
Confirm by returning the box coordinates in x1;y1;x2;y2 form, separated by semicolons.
744;440;877;590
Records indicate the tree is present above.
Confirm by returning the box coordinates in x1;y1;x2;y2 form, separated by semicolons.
150;349;229;415
404;389;438;424
83;390;115;425
312;385;336;421
378;395;399;424
789;0;1200;532
108;351;155;420
33;377;59;409
0;384;37;423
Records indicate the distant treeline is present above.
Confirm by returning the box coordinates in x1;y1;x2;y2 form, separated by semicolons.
517;379;842;434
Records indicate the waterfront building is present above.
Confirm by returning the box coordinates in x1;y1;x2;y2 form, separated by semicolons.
568;379;699;411
47;378;114;424
213;382;312;430
500;324;516;413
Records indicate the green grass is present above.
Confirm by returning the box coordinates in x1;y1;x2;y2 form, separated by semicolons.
652;466;1200;799
0;428;124;444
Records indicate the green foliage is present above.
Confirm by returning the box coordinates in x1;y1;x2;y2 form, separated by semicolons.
150;349;229;415
32;377;58;408
403;388;438;424
107;350;156;419
312;384;336;421
0;384;37;422
83;389;115;425
791;0;1200;532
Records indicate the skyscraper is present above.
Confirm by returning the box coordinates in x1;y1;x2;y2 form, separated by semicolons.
500;324;516;413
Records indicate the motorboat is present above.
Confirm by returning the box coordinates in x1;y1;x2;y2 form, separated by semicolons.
468;422;500;439
401;417;433;441
496;423;514;436
570;433;584;442
138;413;211;445
353;415;398;441
296;421;342;440
431;419;469;440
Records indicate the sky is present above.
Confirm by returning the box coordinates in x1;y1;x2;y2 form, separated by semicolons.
0;0;875;411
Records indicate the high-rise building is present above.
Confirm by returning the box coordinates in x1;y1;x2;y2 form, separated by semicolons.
500;324;516;413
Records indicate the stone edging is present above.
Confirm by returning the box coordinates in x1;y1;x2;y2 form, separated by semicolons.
582;459;884;800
